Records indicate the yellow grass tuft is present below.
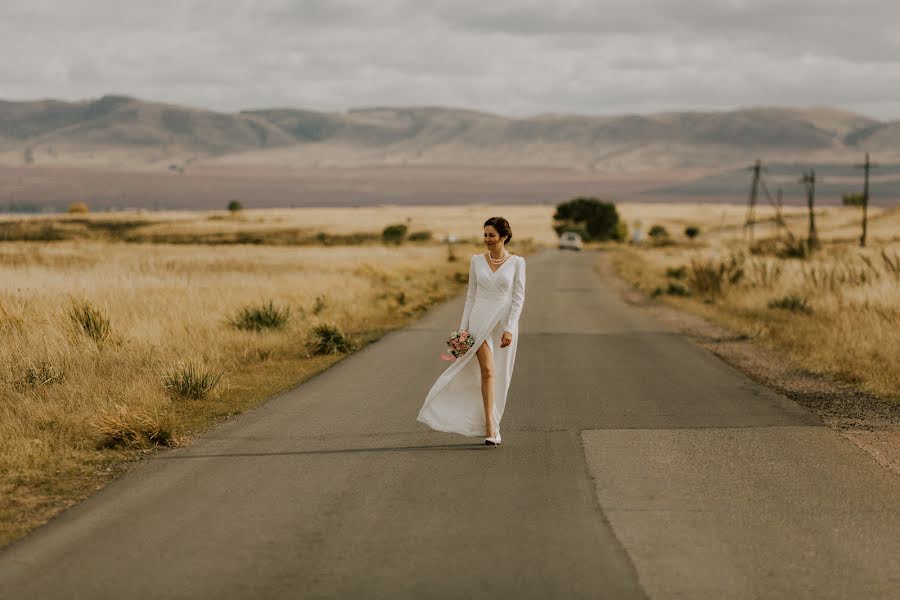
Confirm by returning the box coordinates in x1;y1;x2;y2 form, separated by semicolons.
94;403;178;449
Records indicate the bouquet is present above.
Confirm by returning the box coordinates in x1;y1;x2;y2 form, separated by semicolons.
440;328;474;361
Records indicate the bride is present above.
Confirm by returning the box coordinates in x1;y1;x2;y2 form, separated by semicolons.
417;217;526;446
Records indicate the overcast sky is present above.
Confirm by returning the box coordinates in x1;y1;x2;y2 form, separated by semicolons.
2;0;900;119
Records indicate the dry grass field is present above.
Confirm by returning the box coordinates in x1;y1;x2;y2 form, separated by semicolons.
0;204;551;548
3;200;897;548
610;203;900;400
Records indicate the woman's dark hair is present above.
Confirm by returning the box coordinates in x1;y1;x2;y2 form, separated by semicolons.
484;216;512;244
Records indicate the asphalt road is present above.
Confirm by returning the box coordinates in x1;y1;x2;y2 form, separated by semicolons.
1;248;899;599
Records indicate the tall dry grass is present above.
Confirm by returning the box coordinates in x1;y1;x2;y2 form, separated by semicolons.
0;236;508;547
612;204;900;400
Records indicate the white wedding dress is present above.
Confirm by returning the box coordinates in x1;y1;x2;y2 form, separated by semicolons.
417;253;526;437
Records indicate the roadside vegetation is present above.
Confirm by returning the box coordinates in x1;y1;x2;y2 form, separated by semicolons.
610;204;900;400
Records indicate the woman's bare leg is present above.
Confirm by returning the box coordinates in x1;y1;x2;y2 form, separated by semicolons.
476;340;495;437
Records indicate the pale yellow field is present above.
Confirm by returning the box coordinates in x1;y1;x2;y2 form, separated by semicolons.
0;203;562;246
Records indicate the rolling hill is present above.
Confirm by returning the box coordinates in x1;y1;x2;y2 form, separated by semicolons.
1;95;897;171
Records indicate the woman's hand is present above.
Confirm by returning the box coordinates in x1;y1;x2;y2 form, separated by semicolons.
500;331;513;348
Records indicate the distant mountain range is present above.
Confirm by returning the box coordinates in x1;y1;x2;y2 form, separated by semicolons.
1;95;898;171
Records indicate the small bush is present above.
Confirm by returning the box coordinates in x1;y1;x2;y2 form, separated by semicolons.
230;300;291;332
768;295;812;313
666;282;691;296
666;266;687;279
648;225;668;239
408;230;432;241
68;202;89;214
69;299;111;346
382;224;408;244
95;404;177;449
651;283;691;298
227;199;243;212
308;323;354;355
163;362;223;400
688;255;744;296
685;226;700;240
842;192;865;207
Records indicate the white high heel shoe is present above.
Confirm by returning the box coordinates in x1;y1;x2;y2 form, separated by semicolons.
484;429;501;446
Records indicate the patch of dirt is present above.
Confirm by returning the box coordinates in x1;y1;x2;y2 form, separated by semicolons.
598;251;900;475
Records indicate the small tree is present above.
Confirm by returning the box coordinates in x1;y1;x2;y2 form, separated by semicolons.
685;226;700;240
68;202;89;214
227;199;244;213
648;225;668;239
842;192;864;207
382;223;408;244
552;197;620;242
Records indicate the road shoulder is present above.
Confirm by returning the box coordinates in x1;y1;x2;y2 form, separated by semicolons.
596;250;900;475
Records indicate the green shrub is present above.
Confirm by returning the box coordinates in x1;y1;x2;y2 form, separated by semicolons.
648;225;668;239
665;282;691;296
768;295;811;313
842;192;865;207
685;226;700;239
552;197;620;242
227;199;243;212
69;299;111;346
230;300;291;332
651;283;691;297
163;362;223;400
382;224;408;244
666;266;687;279
308;323;354;355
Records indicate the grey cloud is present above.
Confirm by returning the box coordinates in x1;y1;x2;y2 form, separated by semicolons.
0;0;898;119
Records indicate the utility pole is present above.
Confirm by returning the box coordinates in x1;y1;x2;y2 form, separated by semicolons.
774;187;784;236
745;159;761;245
855;153;878;247
800;169;818;251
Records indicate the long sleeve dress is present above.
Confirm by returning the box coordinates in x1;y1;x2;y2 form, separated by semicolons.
417;253;527;437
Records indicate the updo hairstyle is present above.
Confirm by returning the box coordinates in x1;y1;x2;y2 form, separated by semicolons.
484;216;512;245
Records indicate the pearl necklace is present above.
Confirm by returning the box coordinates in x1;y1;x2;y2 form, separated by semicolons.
488;250;509;264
